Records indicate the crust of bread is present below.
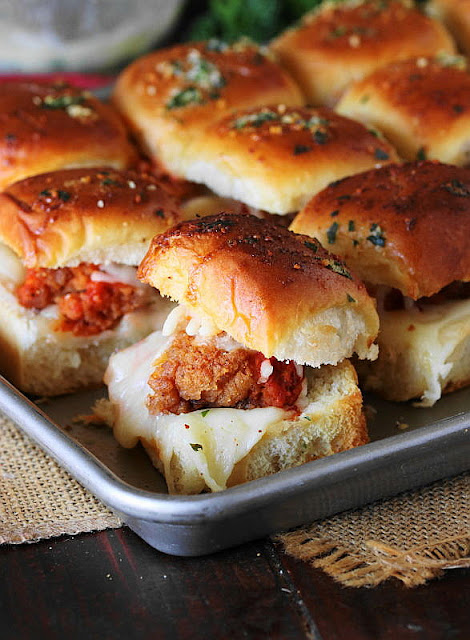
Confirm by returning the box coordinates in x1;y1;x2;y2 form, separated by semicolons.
0;168;186;268
429;0;470;56
0;81;137;189
112;42;304;176
356;297;470;406
337;56;470;164
271;0;455;106
291;162;470;299
138;213;379;366
180;105;398;214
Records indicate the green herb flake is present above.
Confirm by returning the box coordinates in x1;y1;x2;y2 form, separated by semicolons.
348;220;355;232
57;190;71;202
155;208;165;218
443;179;470;197
374;148;389;161
313;129;328;145
304;240;319;253
41;94;85;110
101;178;121;187
39;189;51;197
166;87;204;110
329;25;347;39
416;147;427;162
324;259;353;280
360;94;370;104
330;210;339;217
352;239;360;247
293;144;312;155
367;223;386;247
190;443;203;451
231;110;278;129
201;409;211;417
347;293;356;303
326;221;339;244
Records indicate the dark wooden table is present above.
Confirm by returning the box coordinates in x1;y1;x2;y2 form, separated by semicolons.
1;526;469;639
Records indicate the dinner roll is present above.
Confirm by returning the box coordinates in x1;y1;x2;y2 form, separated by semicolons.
180;105;399;214
337;55;470;164
0;81;137;190
428;0;470;56
112;41;304;177
271;0;456;106
291;161;470;299
138;213;379;366
291;161;470;405
0;167;185;269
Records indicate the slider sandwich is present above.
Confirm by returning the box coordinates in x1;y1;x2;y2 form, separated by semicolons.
112;41;304;179
337;55;470;165
103;213;379;494
291;161;470;406
0;81;137;190
0;167;188;396
271;0;455;107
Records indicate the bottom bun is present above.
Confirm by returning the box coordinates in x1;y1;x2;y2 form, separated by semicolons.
102;329;368;494
356;297;470;406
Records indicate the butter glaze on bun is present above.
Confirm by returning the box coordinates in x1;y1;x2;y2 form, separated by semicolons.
0;167;185;269
112;41;304;176
337;56;470;164
291;161;470;299
272;0;455;106
181;105;399;214
0;82;137;190
138;213;379;366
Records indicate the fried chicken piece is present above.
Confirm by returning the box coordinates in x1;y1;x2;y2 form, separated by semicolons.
146;331;303;415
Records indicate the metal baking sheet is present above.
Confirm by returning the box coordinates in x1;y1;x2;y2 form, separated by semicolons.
0;374;469;556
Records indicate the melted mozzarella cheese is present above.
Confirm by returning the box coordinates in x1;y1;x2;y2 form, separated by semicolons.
105;330;288;493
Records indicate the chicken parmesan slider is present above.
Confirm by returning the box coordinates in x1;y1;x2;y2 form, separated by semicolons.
103;213;379;494
0;167;187;396
291;161;470;406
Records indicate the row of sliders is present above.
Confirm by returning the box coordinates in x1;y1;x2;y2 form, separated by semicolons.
0;0;468;493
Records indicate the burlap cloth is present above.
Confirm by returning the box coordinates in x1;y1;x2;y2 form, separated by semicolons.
1;412;469;587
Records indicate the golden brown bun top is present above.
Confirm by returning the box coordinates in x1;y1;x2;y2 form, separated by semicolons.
113;41;304;130
291;161;470;299
0;81;137;190
338;56;470;141
138;213;379;365
213;104;398;165
273;0;455;63
0;168;185;268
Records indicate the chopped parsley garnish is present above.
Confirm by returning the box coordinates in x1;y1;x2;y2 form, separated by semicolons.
374;148;389;161
166;87;204;109
443;179;470;197
367;223;386;247
198;218;236;232
416;147;427;161
347;293;356;303
324;259;352;280
348;220;355;232
313;129;328;145
231;109;278;129
329;25;347;39
101;178;121;187
155;209;165;218
352;239;360;247
40;94;85;110
293;144;312;155
330;210;339;217
57;190;71;202
304;240;319;252
201;409;211;417
190;443;203;451
326;221;339;244
39;189;51;197
360;94;370;104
